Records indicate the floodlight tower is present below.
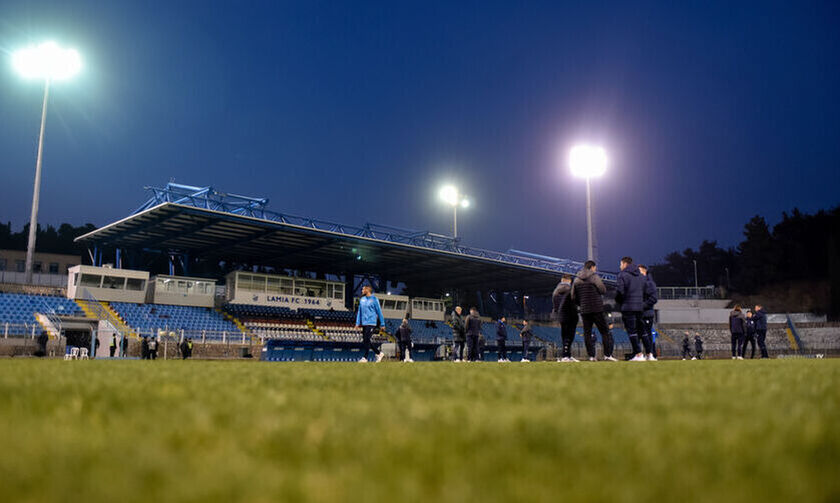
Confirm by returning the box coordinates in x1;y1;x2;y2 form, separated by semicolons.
11;42;81;283
439;185;470;239
569;145;607;262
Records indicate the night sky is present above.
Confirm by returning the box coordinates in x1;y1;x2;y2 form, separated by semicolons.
1;1;838;267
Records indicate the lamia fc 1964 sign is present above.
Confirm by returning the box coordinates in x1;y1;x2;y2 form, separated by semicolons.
230;293;347;311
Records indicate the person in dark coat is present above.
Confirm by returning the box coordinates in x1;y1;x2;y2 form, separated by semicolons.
450;306;466;362
681;333;692;360
109;334;118;358
694;333;704;359
495;316;509;362
741;311;757;359
729;306;746;359
140;336;150;360
639;265;659;358
465;307;483;362
552;275;579;362
572;261;616;361
616;257;653;361
36;331;49;357
120;335;129;358
397;318;413;362
519;320;533;362
753;304;769;358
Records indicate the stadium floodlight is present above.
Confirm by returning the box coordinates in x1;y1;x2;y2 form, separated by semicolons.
438;184;470;238
11;41;81;284
568;144;607;262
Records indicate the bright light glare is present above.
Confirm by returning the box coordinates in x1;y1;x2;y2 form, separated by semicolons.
12;41;81;80
460;199;470;208
569;145;607;178
439;185;459;206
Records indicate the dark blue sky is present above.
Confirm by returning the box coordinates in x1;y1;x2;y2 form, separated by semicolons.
2;1;838;267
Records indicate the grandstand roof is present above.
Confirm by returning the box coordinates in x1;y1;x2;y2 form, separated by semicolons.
75;184;615;294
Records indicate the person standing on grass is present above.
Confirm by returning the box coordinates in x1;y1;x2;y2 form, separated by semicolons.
141;336;150;360
741;311;757;359
355;285;386;363
148;336;158;360
120;335;129;358
519;320;533;362
496;316;509;362
450;306;466;362
553;275;579;362
36;331;48;357
397;317;413;362
109;334;117;358
465;307;482;362
729;306;746;359
753;304;769;358
694;333;704;359
616;257;654;361
681;333;693;360
572;261;616;361
639;265;659;358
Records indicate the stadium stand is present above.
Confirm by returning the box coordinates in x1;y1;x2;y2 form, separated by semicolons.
0;292;83;327
110;302;241;337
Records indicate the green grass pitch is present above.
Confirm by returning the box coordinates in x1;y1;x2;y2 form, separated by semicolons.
0;359;838;502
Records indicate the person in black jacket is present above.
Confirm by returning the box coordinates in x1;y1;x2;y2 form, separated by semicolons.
741;311;757;359
753;304;769;358
616;257;653;361
639;265;659;358
552;275;579;362
496;316;509;362
36;331;49;357
572;261;616;361
681;333;692;360
450;306;466;362
694;333;703;359
140;336;150;360
519;320;533;362
465;307;483;362
120;335;129;358
397;318;414;362
109;334;118;358
729;306;746;359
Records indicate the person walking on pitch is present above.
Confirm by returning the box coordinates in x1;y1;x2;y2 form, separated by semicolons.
496;316;509;362
397;317;413;362
355;285;386;363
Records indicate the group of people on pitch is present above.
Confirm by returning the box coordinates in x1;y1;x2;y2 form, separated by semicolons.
728;304;769;359
552;256;659;362
448;307;534;362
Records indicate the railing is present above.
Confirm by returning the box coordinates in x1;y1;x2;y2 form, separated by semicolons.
80;289;133;341
657;286;718;300
1;322;43;338
0;270;67;287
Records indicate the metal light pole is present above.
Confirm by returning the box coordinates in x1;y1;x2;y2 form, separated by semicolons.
12;41;81;284
23;79;50;284
439;185;469;239
569;145;607;262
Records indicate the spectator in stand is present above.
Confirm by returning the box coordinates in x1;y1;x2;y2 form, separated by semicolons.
694;333;704;359
465;307;482;362
741;311;757;359
496;316;509;362
572;261;616;362
355;285;386;363
450;306;466;362
729;306;746;359
519;320;533;362
616;257;654;361
753;304;769;358
681;333;693;360
397;317;413;362
638;265;659;358
552;275;579;362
